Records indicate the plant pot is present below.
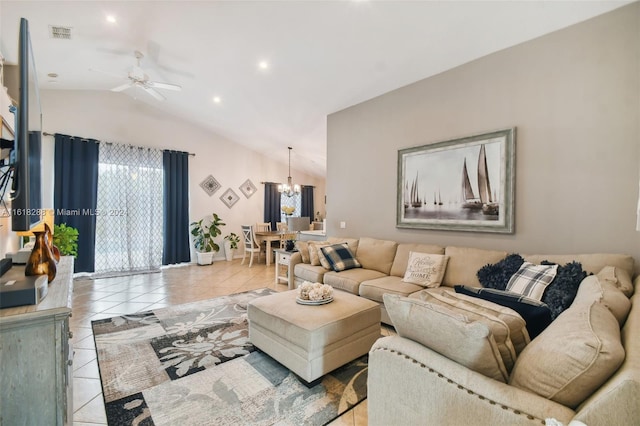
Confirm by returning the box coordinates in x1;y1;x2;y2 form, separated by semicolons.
224;241;235;262
196;251;214;265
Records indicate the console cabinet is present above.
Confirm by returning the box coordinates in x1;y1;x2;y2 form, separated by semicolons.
0;256;74;425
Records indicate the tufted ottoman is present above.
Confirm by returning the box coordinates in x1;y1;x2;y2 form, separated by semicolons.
247;289;381;383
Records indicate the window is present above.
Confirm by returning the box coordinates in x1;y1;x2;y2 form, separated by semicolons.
280;192;301;222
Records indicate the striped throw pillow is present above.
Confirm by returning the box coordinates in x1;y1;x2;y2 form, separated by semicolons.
506;262;558;301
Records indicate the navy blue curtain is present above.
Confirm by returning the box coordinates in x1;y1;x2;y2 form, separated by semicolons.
301;185;314;219
263;182;281;230
162;150;191;265
53;134;99;273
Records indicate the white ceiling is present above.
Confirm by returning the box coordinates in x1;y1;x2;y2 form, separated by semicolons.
0;1;631;176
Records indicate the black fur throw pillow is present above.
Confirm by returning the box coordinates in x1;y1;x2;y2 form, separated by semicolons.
477;253;525;290
540;260;589;320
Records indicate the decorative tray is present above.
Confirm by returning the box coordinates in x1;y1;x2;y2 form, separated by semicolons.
296;296;334;306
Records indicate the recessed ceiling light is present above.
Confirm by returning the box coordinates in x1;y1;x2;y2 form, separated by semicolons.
106;15;117;24
213;96;221;104
258;60;269;70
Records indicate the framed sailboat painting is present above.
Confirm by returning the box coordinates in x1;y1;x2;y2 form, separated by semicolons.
397;128;515;233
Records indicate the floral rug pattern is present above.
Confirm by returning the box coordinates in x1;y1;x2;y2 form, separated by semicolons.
92;288;368;425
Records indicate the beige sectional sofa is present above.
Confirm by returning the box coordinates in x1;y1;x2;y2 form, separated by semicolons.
288;236;639;425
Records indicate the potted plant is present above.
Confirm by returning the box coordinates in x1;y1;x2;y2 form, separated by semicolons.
190;213;225;265
52;223;79;257
223;232;240;261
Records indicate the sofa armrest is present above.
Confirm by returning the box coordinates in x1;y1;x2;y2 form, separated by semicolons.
368;335;575;426
288;252;302;289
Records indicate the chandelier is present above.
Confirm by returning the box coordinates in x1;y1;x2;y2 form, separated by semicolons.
278;147;301;197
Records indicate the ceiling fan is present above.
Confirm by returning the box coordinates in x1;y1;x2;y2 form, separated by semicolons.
91;50;182;101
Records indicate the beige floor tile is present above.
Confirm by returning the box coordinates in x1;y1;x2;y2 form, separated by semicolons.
353;400;368;425
73;348;97;371
74;359;100;379
73;394;107;424
73;377;102;413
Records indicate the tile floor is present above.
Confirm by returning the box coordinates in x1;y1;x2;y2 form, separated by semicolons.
70;258;391;425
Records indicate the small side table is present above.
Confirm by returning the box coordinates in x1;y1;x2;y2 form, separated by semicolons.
274;248;295;288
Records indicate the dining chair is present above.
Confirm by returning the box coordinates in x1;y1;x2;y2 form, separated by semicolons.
255;222;272;232
241;225;264;267
276;222;288;231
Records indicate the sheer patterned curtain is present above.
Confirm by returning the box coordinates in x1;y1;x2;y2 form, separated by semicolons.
94;143;163;274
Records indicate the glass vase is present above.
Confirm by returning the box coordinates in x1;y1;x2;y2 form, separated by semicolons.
25;230;57;283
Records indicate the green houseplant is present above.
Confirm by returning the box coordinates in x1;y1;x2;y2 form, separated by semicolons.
223;232;240;261
52;223;79;257
190;213;225;265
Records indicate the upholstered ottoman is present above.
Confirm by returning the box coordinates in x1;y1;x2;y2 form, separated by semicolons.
247;289;381;383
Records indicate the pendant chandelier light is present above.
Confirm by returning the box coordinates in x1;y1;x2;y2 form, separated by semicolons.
278;146;301;197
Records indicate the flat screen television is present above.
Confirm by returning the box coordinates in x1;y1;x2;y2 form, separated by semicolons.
10;17;42;232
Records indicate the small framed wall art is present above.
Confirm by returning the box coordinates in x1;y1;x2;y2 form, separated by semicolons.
239;179;257;198
220;188;240;209
199;175;221;197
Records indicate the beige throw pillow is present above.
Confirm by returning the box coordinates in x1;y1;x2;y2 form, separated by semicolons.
596;266;633;298
384;293;509;382
416;290;520;371
308;241;331;267
295;241;311;264
509;301;625;408
402;252;449;288
574;275;631;326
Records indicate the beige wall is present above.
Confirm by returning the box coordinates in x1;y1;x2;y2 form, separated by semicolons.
38;90;326;261
327;4;640;272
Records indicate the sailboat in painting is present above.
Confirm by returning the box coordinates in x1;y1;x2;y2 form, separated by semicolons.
461;158;483;210
410;172;422;208
461;144;499;215
478;144;499;216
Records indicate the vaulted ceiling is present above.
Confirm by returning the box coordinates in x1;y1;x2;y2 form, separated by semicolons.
0;1;631;176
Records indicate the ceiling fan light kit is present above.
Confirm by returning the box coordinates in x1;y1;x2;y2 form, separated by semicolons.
92;50;182;101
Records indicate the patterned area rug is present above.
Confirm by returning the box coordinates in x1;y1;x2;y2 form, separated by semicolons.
92;288;368;426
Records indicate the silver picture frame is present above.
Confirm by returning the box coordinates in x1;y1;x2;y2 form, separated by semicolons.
397;128;515;233
220;188;240;209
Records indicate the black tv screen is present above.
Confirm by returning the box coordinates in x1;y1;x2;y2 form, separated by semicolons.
10;17;42;231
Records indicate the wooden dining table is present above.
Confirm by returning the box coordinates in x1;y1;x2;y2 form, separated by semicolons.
254;230;291;266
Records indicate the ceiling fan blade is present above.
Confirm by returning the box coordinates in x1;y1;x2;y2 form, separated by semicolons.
147;81;182;91
143;86;166;101
110;82;134;92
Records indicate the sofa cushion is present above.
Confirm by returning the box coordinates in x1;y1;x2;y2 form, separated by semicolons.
574;275;631;326
509;301;625;409
390;243;445;277
597;266;633;298
295;241;312;264
506;262;558;300
402;252;449;287
324;268;387;295
294;263;329;284
477;253;525;290
412;290;524;371
454;285;553;339
359;276;423;303
320;243;362;272
443;247;508;288
384;293;509;382
355;237;398;275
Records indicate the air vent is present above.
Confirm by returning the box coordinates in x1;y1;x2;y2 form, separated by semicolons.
49;25;72;40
